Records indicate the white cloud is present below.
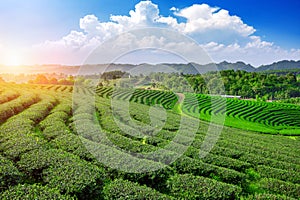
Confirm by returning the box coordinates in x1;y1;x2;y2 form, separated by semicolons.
246;36;273;48
202;41;300;67
80;15;123;41
62;31;87;49
170;7;178;11
30;0;300;66
174;4;255;37
110;1;160;27
156;16;181;28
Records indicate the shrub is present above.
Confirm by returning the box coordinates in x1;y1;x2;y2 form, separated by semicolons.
245;193;297;200
17;147;105;199
167;174;242;199
259;178;300;199
42;159;105;199
39;111;69;129
50;134;94;161
0;184;75;200
103;179;173;200
0;133;46;160
256;165;300;184
17;148;68;177
0;156;23;191
0;93;39;123
42;122;71;140
171;156;246;185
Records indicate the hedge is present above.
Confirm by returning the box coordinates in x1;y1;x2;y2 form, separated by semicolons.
0;184;75;200
0;93;40;123
259;178;300;199
171;156;246;185
50;134;94;161
17;148;70;176
0;133;46;160
103;179;173;200
42;159;104;198
0;90;20;104
245;193;297;200
39;111;69;129
42;122;71;140
0;155;23;191
256;165;300;184
17;147;105;199
167;174;242;199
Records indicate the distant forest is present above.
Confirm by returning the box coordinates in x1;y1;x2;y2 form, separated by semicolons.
186;70;300;100
96;70;300;100
1;69;300;100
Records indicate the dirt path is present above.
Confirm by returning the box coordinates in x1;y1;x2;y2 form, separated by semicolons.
176;93;185;104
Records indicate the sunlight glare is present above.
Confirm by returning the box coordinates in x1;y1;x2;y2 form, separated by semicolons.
5;54;22;66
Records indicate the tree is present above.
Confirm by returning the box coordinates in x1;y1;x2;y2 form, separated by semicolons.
34;74;49;84
0;76;5;83
207;78;224;94
49;77;58;84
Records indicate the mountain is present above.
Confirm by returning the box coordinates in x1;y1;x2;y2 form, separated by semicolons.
1;60;299;75
74;60;296;75
121;62;254;75
255;60;300;71
217;61;256;72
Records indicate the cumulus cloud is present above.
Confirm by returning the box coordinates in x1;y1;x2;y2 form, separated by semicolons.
174;4;255;37
32;0;300;66
110;1;160;27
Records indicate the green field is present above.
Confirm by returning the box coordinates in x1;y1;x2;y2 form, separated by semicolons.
0;83;299;199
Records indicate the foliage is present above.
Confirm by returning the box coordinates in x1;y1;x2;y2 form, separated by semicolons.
277;97;300;105
101;70;130;80
17;147;105;198
185;70;300;99
171;156;247;185
50;134;94;161
103;179;173;200
256;165;300;184
167;174;242;199
28;74;75;85
42;159;104;198
0;184;75;200
245;193;297;200
259;178;300;199
0;83;299;199
0;155;24;191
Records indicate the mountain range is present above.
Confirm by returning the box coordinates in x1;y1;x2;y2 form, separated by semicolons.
0;60;299;75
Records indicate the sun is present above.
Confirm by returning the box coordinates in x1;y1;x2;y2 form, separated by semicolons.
3;50;23;66
5;54;22;66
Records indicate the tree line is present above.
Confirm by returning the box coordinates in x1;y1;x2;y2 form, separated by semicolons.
144;70;300;100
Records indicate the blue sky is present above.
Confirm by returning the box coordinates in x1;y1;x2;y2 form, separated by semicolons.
0;0;299;66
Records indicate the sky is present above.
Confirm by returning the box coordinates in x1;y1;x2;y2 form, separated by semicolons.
0;0;299;67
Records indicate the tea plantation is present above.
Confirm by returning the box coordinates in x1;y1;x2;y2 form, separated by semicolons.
0;83;299;199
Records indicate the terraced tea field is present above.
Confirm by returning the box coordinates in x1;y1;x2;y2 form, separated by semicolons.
96;87;300;135
183;93;300;135
0;83;299;199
